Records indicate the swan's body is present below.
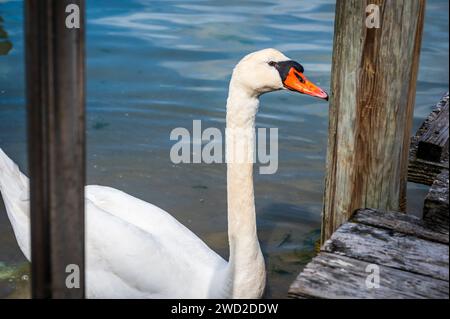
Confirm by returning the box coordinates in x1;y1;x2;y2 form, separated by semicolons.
0;49;327;298
0;166;227;298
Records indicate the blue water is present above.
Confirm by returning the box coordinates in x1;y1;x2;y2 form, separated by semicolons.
0;0;448;298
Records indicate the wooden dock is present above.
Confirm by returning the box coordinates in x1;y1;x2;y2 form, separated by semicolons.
289;93;449;299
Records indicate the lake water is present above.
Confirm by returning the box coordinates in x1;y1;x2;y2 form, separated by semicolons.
0;0;448;298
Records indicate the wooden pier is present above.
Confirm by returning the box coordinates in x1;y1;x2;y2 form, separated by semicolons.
289;93;449;299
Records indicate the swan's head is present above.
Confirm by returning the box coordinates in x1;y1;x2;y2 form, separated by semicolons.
232;48;328;100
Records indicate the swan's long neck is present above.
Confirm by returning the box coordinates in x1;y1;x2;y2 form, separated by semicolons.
225;78;266;298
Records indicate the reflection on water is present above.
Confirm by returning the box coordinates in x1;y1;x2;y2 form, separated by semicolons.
0;0;449;298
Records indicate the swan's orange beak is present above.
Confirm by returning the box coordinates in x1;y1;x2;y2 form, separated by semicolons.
283;67;328;101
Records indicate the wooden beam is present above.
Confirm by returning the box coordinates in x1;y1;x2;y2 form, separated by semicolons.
289;252;449;299
408;93;449;185
423;170;449;234
25;0;85;298
322;222;449;281
321;0;426;242
351;208;448;244
417;103;449;162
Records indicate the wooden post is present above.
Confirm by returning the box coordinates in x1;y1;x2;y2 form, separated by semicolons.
321;0;426;243
25;0;85;298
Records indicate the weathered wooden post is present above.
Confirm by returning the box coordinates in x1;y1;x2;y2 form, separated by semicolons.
25;0;86;298
321;0;426;243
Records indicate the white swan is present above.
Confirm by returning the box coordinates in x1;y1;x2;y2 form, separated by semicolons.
0;48;328;299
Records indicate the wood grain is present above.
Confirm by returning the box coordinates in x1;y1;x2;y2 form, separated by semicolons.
291;208;449;299
322;222;449;281
423;170;449;234
351;208;448;244
322;0;426;243
408;93;449;185
289;252;449;299
417;103;449;162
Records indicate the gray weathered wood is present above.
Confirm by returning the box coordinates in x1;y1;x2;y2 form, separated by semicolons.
408;158;448;185
25;0;86;298
289;253;449;299
417;102;449;162
351;208;448;244
322;222;449;281
322;0;426;243
408;93;449;185
423;170;449;234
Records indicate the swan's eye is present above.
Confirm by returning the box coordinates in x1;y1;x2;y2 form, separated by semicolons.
268;61;277;67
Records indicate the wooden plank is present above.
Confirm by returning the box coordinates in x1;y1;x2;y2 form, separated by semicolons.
423;170;449;234
408;158;448;186
408;93;449;185
322;0;426;242
289;253;449;299
322;222;449;281
417;102;449;162
351;208;448;244
25;0;86;298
